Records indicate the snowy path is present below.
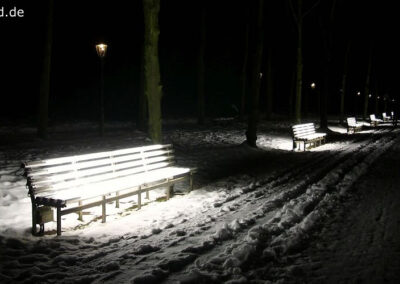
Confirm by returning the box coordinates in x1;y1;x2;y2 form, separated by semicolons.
0;124;399;283
274;141;400;283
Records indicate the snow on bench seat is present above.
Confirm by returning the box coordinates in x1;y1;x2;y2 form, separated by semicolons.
346;117;363;134
382;112;392;122
370;114;383;127
292;123;326;151
22;144;195;236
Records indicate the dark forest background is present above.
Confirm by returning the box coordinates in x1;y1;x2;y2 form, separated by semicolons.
1;0;399;123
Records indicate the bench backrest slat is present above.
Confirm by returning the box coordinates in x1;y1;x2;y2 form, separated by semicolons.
292;123;316;138
370;114;376;120
347;117;357;127
24;144;175;194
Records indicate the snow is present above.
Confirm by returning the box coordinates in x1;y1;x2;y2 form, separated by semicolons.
1;119;400;283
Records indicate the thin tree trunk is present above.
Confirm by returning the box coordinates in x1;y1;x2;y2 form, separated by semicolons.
363;46;372;120
197;4;206;125
265;47;273;120
320;66;328;129
246;0;264;147
294;0;303;123
143;0;162;143
319;0;336;130
138;43;148;131
289;66;296;118
239;21;250;121
339;41;351;124
38;0;54;139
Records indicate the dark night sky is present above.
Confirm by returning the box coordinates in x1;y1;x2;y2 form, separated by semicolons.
1;0;399;122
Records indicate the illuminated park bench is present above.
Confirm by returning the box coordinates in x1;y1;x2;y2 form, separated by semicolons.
346;117;363;134
292;123;326;151
369;114;383;127
382;112;391;122
22;144;195;236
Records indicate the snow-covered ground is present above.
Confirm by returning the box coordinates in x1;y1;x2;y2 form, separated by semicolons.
1;118;399;283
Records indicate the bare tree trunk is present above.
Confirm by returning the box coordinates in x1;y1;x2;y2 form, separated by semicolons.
319;0;336;130
239;21;250;121
288;66;296;118
246;0;264;147
197;4;206;125
294;0;303;123
38;0;54;139
374;79;379;115
143;0;162;143
138;43;148;131
265;47;273;120
339;41;351;125
363;46;372;120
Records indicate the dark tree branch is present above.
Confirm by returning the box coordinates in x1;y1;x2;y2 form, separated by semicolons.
302;0;320;18
287;0;298;25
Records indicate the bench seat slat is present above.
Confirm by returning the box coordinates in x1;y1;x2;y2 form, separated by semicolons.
32;161;174;192
35;166;191;204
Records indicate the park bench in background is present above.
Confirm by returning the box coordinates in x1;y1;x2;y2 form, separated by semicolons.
292;123;326;151
22;144;195;236
370;114;383;127
382;112;391;122
346;117;363;134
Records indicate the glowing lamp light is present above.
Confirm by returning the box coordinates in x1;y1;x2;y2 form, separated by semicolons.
357;91;361;96
369;94;372;98
96;43;108;58
377;96;380;99
310;82;316;89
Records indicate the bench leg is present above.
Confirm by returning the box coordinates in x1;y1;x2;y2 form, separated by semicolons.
102;196;106;223
116;191;120;208
138;187;142;209
31;205;37;236
146;190;149;200
189;172;193;192
57;207;61;236
78;201;83;221
166;185;174;200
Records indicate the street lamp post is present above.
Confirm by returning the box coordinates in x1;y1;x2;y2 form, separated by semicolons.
96;43;107;136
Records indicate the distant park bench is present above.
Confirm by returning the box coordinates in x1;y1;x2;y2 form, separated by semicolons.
22;144;195;236
346;117;363;134
370;114;383;127
382;112;391;122
292;123;326;151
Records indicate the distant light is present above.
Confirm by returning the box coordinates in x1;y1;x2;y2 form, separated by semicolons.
369;94;372;98
392;99;395;102
311;82;316;89
259;73;263;79
96;43;108;58
357;91;361;96
377;96;380;99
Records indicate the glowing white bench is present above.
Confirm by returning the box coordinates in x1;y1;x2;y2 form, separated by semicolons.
370;114;383;127
292;123;326;151
346;117;363;134
22;144;195;236
382;112;391;122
